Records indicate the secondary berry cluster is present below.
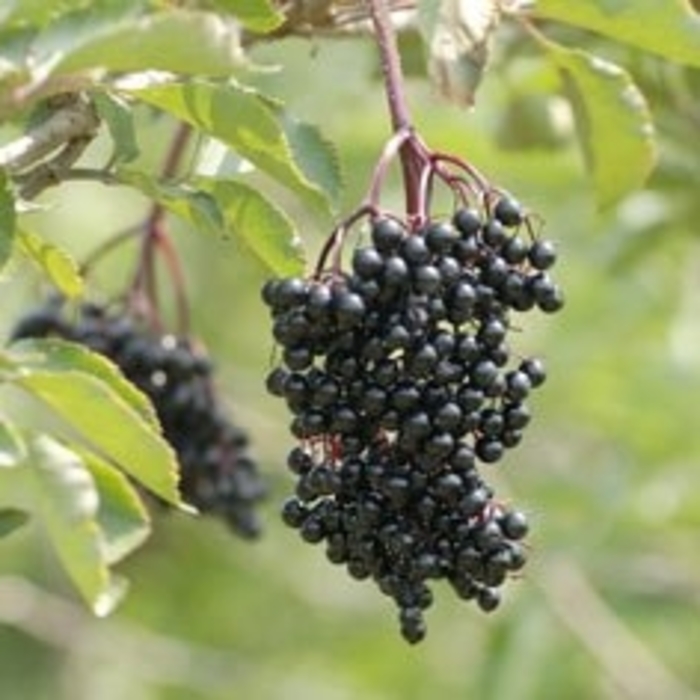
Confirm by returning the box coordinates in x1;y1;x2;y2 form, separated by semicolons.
263;195;562;642
11;299;266;539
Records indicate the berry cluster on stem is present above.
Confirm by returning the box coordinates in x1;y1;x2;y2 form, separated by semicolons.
262;0;564;643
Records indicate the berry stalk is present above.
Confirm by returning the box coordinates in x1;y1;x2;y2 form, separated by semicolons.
365;0;424;222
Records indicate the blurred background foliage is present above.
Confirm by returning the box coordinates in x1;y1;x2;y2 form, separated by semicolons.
1;19;700;700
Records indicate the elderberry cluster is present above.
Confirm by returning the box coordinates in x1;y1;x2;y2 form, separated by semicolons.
10;299;266;539
263;196;562;643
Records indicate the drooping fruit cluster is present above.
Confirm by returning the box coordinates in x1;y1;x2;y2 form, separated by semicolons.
263;195;563;643
11;299;266;539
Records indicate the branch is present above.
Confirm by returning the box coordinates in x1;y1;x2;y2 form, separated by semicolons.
0;94;99;176
16;136;95;200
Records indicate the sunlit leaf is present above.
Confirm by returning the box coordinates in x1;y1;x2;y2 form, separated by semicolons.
0;171;16;274
10;338;160;431
128;80;335;212
533;0;700;68
75;447;150;566
197;177;305;276
418;0;501;106
4;342;180;505
16;228;84;298
52;10;247;77
24;435;107;607
544;43;657;207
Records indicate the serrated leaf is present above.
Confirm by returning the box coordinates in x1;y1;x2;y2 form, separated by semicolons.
0;171;16;274
210;0;284;32
198;177;305;276
10;338;160;431
419;0;501;106
533;0;700;68
4;344;180;505
0;508;30;537
75;447;150;566
16;228;84;298
51;10;246;77
545;44;656;208
24;434;107;607
93;92;140;165
128;80;334;212
0;420;27;468
118;168;225;238
277;115;342;212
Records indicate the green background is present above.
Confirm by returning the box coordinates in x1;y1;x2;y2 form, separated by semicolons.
1;32;699;700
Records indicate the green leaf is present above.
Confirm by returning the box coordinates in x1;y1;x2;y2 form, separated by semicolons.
3;343;181;506
210;0;284;32
52;10;247;77
0;1;119;28
276;115;342;212
128;80;335;212
23;434;107;609
0;508;30;537
0;171;16;274
533;1;700;67
198;177;305;276
10;338;160;431
16;228;84;298
117;168;225;238
544;43;657;208
93;91;140;165
0;420;27;468
75;447;150;566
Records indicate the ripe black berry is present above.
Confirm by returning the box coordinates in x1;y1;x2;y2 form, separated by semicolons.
262;196;562;642
11;300;266;539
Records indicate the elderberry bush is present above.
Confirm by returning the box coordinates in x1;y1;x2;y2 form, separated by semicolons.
10;299;266;539
263;196;563;643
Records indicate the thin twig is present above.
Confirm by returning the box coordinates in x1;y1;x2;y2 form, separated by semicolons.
18;136;95;200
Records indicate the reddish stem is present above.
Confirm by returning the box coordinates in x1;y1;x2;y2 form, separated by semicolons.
365;0;424;223
131;122;192;332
